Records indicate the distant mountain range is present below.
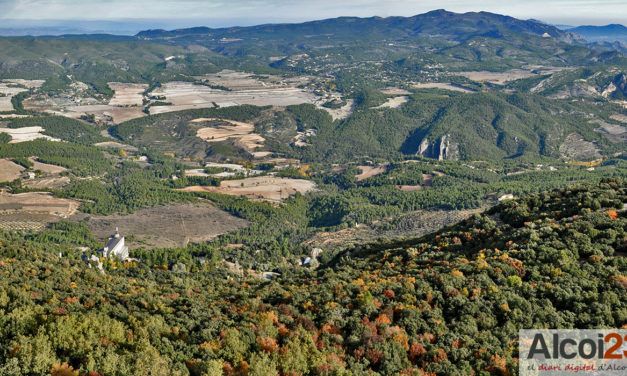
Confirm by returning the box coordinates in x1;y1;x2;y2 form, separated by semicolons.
137;9;571;42
567;24;627;42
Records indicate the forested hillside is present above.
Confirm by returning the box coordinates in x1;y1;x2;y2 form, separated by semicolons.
0;180;624;375
0;8;626;375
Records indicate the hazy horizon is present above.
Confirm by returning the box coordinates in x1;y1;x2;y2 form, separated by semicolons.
0;0;625;36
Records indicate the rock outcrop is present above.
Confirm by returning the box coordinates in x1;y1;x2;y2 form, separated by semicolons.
417;134;459;160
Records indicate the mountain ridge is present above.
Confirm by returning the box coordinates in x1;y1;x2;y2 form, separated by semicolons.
136;9;570;42
568;24;627;42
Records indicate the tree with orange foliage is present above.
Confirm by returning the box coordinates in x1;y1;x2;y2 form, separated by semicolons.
51;363;79;376
607;209;619;220
375;313;392;325
257;337;278;353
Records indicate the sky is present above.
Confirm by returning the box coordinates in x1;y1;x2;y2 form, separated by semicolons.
0;0;625;27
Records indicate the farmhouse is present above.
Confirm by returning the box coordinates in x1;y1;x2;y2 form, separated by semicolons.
100;228;129;260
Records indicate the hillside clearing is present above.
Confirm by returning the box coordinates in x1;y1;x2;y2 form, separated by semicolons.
380;88;412;95
30;158;67;174
412;82;473;93
0;192;79;231
374;96;409;109
0;126;60;143
180;176;316;202
456;70;537;84
355;165;387;181
322;99;355;120
0;79;44;112
63;105;146;124
195;118;265;152
82;203;249;249
149;72;318;115
0;159;24;182
108;82;147;107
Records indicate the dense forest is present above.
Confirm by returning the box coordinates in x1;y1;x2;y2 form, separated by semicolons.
0;180;624;375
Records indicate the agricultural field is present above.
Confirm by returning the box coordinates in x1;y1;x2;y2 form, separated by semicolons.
355;164;388;181
592;119;627;144
94;141;138;152
373;95;409;109
0;159;24;182
24;158;70;189
194;118;265;153
456;69;537;84
23;81;147;124
411;82;473;92
108;82;147;107
0;114;30;119
180;176;316;202
455;67;568;84
64;104;146;124
149;71;320;114
0;126;60;143
30;157;68;174
25;176;71;190
0;191;79;231
0;79;44;112
82;202;249;249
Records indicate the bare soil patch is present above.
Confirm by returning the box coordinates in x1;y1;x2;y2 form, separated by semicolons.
559;133;602;161
380;88;412;95
0;159;24;182
355;165;387;181
185;169;210;177
422;174;434;186
94;141;138;152
195;118;265;152
374;96;409;109
3;79;45;89
23;158;70;189
322;99;354;120
24;177;71;190
0;192;79;231
397;185;422;191
456;70;536;84
82;202;249;249
592;120;626;144
63;105;146;124
305;208;484;249
0;126;59;143
22;80;145;124
30;158;67;174
108;82;147;107
412;82;473;93
0;114;31;119
180;176;316;202
0;80;44;112
150;72;318;115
